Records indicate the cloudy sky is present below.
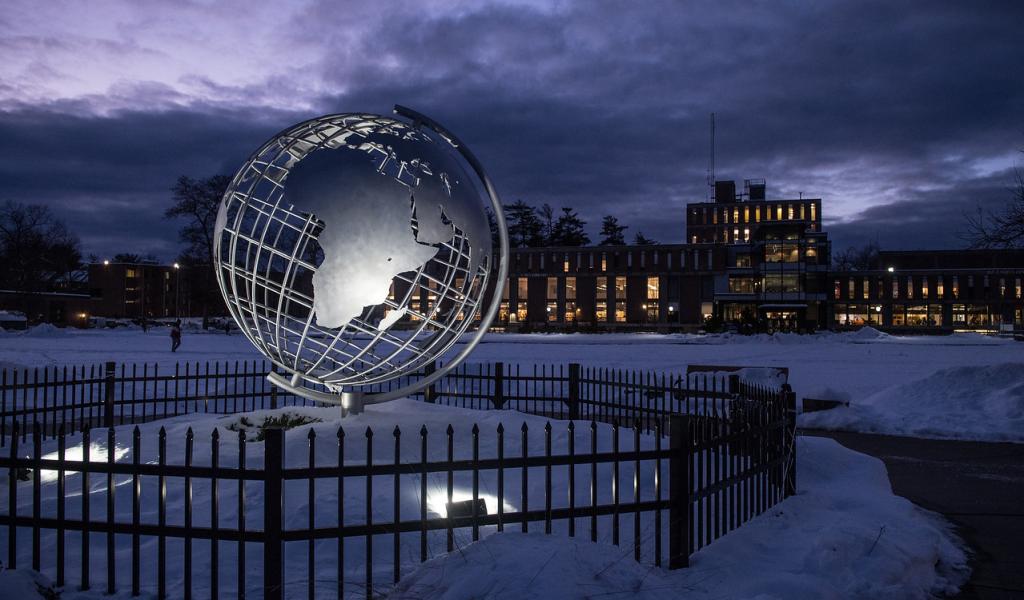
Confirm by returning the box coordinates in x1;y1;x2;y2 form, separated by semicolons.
1;0;1021;260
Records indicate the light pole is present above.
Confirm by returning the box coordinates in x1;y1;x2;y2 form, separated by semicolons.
173;263;181;318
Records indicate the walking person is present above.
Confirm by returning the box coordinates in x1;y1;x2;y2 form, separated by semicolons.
170;319;182;352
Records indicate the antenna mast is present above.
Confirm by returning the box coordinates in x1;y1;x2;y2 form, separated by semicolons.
706;112;716;200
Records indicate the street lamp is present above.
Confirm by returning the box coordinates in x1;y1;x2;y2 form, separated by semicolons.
173;263;181;318
887;266;895;273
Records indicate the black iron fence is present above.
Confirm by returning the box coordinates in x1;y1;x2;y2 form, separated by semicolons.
0;361;795;599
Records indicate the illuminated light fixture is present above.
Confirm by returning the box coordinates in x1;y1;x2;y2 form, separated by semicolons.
668;306;675;312
103;260;110;266
874;306;882;312
546;306;551;312
173;263;180;269
887;267;895;273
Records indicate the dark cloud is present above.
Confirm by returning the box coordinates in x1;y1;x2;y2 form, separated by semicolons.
1;0;1022;259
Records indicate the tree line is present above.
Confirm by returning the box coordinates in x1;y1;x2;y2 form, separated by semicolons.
504;199;657;248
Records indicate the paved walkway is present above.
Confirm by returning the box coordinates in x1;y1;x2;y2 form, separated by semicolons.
800;430;1024;600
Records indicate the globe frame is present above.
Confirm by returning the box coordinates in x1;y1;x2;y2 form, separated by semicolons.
214;104;509;411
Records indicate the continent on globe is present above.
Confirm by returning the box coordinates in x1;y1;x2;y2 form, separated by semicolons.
285;147;449;330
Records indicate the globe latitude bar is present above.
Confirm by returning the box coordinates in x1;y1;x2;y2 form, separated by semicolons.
214;105;509;413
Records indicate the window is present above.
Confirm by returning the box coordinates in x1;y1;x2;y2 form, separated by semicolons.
501;279;510;301
565;278;577;321
589;254;594;269
810;203;817;221
906;276;913;299
733;228;739;242
921;279;929;299
1016;277;1022;299
929;304;943;327
614;301;626;323
546;277;558;300
906;305;928;326
627;253;633;268
952;276;959;298
499;301;509;322
540;254;545;270
937;278;944;298
614;276;626;298
743;206;749;222
834;280;841;300
517;277;528;300
799;204;806;220
763;274;800;293
788;204;795;220
563;253;570;273
1000;277;1006;297
848;279;855;299
892;305;906;327
647;276;659;300
776;204;783;220
601;252;607;271
596;277;608;322
743;228;750;241
736;254;751;268
731;277;757;294
953;304;965;325
861;277;869;300
755;206;761;222
565;301;577;322
640;252;645;268
892;278;899;299
547;301;558;322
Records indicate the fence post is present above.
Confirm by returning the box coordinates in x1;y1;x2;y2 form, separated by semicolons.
493;362;504;410
669;414;691;569
263;428;284;600
727;374;739;396
568;363;580;420
782;384;797;497
103;362;116;428
423;360;437;404
270;385;278;411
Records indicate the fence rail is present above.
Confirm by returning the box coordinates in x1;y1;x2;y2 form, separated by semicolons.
0;360;795;599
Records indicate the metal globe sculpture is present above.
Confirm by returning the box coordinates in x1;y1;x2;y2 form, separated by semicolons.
214;105;508;410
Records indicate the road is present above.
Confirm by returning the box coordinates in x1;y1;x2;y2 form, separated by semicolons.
802;430;1024;599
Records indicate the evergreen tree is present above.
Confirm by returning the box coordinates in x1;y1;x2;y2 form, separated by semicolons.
549;207;590;246
598;215;627;245
504;200;545;247
634;231;658;245
538;204;556;245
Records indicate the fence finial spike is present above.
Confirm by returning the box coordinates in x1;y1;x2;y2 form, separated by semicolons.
496;422;504;434
308;428;317;440
186;427;194;439
419;424;427;436
211;428;219;441
567;421;575;432
446;424;454;435
471;423;479;434
158;426;166;438
521;422;529;433
393;425;401;437
337;426;345;439
365;426;373;438
544;421;552;433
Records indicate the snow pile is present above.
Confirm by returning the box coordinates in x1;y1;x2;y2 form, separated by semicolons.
0;568;58;599
845;326;891;342
800;363;1024;442
390;436;968;600
21;323;72;338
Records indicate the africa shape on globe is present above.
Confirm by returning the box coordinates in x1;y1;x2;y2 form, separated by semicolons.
214;114;497;390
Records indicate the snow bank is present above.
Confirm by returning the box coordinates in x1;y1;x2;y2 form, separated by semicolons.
0;568;58;599
389;436;968;600
800;363;1024;442
21;323;72;338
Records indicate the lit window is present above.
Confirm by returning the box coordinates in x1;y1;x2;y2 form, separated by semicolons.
776;205;783;220
546;277;558;300
892;278;899;299
601;252;607;271
596;277;608;322
953;276;959;298
647;276;659;300
565;277;577;300
862;277;869;300
848;279;855;299
755;206;761;222
811;203;816;221
732;208;739;223
564;301;577;322
563;253;569;273
743;206;749;223
517;277;528;300
800;204;806;220
937;278;944;298
788;204;794;219
922;279;929;299
614;276;626;297
999;277;1006;297
614;301;626;323
906;276;913;299
547;301;558;322
743;228;750;241
1016;277;1022;299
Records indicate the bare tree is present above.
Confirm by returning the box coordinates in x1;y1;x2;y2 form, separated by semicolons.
832;240;879;271
0;202;83;317
964;153;1024;248
166;175;231;326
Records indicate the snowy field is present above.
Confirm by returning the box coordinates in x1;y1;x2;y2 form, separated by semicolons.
1;400;968;600
2;325;1022;441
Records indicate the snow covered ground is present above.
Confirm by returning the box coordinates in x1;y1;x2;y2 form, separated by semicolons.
1;325;1021;441
390;436;968;600
2;399;968;599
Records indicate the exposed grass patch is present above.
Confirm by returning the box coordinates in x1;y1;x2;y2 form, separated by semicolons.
225;412;323;441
